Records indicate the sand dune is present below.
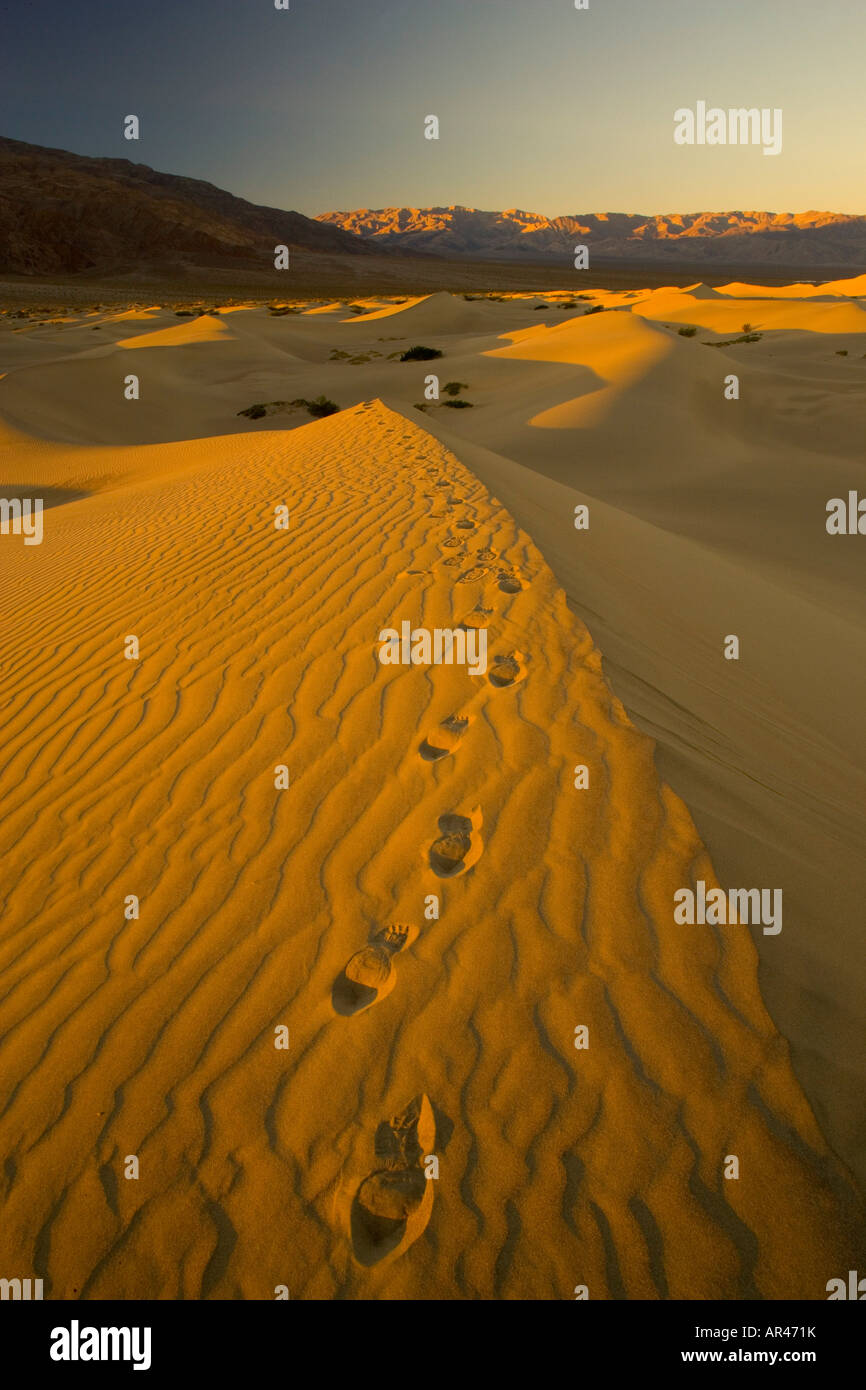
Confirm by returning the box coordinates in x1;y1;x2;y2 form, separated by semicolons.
115;315;232;349
347;290;517;335
718;273;866;300
487;311;674;429
633;288;866;334
1;277;864;1300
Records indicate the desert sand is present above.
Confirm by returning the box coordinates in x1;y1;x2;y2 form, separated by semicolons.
0;282;863;1298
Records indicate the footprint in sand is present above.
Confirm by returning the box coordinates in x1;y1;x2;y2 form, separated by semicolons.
457;565;490;584
497;571;528;594
443;556;465;567
350;1095;436;1267
419;713;472;762
456;519;476;530
476;547;498;562
462;606;492;629
435;480;450;489
442;537;463;549
488;651;527;689
332;923;418;1016
429;806;483;877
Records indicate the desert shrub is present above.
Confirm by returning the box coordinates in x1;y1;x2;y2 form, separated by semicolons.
293;395;339;419
175;310;195;317
238;404;268;419
441;399;474;409
584;305;605;315
704;332;762;347
400;345;443;361
678;326;698;337
836;349;849;356
442;381;468;396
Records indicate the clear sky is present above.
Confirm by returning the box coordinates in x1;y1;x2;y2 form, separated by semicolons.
0;0;863;217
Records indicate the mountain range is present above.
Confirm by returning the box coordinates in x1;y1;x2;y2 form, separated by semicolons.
316;206;866;267
2;135;865;279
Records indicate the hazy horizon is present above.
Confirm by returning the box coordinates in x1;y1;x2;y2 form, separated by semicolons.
1;0;864;219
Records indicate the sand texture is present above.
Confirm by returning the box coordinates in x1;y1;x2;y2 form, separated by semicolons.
0;286;863;1299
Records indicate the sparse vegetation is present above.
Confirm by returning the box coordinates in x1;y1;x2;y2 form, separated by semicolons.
704;333;763;347
400;345;443;361
441;399;474;409
295;395;340;418
442;381;468;396
329;348;383;363
678;326;698;337
836;349;849;356
584;305;605;316
237;395;340;421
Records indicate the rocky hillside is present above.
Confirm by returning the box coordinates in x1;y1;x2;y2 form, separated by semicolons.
0;136;375;276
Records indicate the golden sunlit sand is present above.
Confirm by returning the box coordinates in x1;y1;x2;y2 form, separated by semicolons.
0;280;863;1298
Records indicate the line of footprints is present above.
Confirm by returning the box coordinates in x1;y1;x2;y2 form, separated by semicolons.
333;430;530;1268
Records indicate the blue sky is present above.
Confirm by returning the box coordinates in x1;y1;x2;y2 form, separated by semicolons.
1;0;863;216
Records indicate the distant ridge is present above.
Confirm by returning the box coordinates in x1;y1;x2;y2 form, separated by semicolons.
0;135;376;276
317;205;866;267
